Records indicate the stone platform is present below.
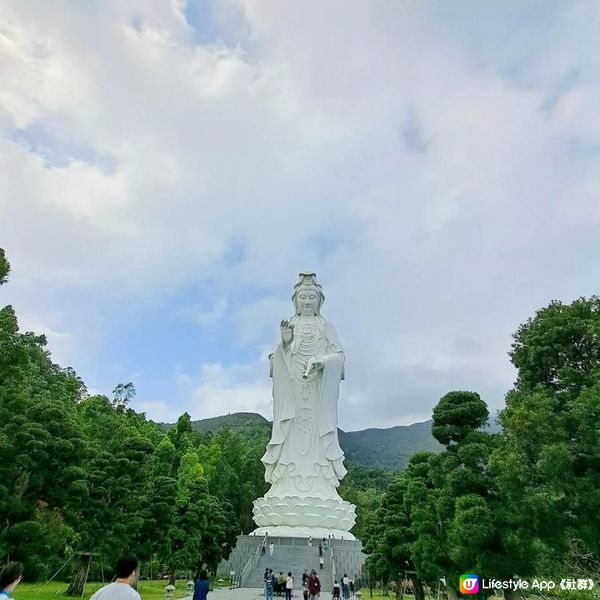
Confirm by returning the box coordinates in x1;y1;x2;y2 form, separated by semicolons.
251;526;356;541
218;535;366;590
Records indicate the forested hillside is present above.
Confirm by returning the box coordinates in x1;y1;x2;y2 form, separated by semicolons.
162;413;445;471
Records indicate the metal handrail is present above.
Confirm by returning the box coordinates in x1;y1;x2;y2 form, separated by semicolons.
240;533;268;587
329;542;337;590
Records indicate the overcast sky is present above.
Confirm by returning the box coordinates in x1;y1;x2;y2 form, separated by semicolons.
1;1;599;430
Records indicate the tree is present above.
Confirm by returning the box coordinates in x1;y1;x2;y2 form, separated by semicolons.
112;382;136;408
495;297;600;580
431;391;489;446
167;452;226;582
510;297;600;398
363;474;425;600
0;248;9;285
0;287;90;580
401;393;500;598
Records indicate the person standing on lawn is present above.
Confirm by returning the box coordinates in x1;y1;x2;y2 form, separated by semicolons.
90;555;141;600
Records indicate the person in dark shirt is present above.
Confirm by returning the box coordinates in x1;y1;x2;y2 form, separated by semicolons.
193;570;209;600
264;568;275;600
308;570;321;600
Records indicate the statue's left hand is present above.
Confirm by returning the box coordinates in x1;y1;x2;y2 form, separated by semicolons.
303;357;324;378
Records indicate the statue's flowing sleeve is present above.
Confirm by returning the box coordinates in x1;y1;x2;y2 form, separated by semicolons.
317;320;346;480
262;340;295;483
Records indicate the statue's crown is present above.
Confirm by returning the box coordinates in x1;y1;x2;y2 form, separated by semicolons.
297;272;318;288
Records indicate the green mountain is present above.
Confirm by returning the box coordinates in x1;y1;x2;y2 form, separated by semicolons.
338;420;444;471
163;412;445;471
186;411;270;433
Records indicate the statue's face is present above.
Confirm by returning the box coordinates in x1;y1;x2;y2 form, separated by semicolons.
297;288;320;316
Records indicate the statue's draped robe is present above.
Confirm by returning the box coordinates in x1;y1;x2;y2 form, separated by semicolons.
261;315;347;499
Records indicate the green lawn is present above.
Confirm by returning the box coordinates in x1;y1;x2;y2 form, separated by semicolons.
12;580;228;600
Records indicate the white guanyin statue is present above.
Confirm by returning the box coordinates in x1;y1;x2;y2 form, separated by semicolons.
252;273;356;538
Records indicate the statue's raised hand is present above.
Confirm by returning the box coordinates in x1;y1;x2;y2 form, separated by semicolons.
280;319;295;346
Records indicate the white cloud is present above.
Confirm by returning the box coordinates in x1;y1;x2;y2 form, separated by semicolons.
135;399;180;423
17;311;73;366
1;0;599;429
176;359;272;420
179;297;229;327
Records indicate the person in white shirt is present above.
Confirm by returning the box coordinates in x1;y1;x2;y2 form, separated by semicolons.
90;554;141;600
341;574;350;600
285;572;294;600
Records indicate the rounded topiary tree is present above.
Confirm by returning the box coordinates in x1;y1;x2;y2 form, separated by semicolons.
431;391;488;447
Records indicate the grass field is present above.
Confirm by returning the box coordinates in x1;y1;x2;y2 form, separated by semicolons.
12;579;228;600
14;582;395;600
13;582;598;600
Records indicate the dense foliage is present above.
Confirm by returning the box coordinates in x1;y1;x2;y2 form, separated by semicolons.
363;297;600;598
0;249;385;588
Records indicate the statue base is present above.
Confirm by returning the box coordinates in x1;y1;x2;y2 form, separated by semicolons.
251;525;356;541
253;494;356;536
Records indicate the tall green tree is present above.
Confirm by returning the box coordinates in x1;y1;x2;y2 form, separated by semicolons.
167;452;227;582
364;474;425;600
497;296;600;578
510;297;600;398
0;265;90;580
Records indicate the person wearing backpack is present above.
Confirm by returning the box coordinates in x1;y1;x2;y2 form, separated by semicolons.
264;568;275;600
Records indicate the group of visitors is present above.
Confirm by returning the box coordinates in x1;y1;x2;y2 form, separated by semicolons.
262;542;276;557
302;570;322;600
264;568;322;600
263;569;295;600
335;574;355;599
264;568;356;600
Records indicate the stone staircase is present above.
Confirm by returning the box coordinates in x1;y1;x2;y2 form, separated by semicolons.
219;534;265;581
245;542;331;590
219;535;366;591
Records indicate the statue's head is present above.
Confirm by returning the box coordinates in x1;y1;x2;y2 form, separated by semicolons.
292;272;325;316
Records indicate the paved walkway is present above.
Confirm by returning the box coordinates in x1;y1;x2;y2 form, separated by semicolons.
209;589;333;600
